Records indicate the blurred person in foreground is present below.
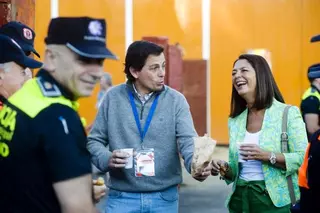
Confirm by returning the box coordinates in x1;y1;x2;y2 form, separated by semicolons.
211;54;307;213
87;40;212;213
0;16;117;213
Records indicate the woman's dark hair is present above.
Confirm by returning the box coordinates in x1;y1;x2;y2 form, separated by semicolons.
124;40;164;82
230;54;285;118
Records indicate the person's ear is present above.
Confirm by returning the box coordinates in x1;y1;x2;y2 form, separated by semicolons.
43;49;57;72
0;71;5;86
129;67;139;80
0;70;10;98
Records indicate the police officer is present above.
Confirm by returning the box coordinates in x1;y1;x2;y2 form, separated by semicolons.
300;63;320;140
0;34;42;106
0;21;107;204
0;17;117;213
0;22;42;108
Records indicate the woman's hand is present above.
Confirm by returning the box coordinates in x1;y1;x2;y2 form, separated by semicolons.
239;144;270;162
211;159;229;176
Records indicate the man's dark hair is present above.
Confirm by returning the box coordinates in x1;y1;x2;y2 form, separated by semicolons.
230;54;285;118
124;40;164;82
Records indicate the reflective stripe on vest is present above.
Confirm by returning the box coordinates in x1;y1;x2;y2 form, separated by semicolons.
299;143;311;189
302;87;320;101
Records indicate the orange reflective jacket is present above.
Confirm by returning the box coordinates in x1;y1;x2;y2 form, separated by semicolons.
299;143;311;189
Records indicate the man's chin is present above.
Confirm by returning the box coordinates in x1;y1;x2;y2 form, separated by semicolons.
76;89;94;98
155;85;164;91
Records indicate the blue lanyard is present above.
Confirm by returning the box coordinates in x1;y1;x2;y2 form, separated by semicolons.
128;91;159;142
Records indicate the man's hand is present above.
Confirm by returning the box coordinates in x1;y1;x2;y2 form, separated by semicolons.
93;179;107;203
192;162;213;182
108;150;130;169
211;159;229;176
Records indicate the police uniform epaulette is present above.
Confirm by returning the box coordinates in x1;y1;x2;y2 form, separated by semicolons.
36;76;61;97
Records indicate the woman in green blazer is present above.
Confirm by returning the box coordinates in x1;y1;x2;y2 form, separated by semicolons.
211;54;308;213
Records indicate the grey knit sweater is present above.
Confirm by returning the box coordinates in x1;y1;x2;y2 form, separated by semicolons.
87;83;197;192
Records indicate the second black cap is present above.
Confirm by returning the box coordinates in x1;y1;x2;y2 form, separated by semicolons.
0;21;40;58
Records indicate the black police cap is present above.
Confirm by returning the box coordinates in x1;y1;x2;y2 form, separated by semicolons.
0;21;40;58
0;34;42;69
311;34;320;43
45;17;117;59
308;63;320;79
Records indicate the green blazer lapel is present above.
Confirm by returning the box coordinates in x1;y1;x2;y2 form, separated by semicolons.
259;100;282;150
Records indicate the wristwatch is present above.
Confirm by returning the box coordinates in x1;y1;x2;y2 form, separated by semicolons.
269;152;277;165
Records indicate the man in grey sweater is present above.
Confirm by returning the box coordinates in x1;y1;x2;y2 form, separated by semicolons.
87;40;212;213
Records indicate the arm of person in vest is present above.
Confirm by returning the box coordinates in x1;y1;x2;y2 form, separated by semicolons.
81;117;107;203
302;96;320;136
37;104;95;213
282;106;308;176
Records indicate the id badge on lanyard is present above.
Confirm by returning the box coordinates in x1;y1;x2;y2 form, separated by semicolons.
135;148;155;177
128;90;159;177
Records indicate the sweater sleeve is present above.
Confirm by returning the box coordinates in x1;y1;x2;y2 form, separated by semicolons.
87;93;112;173
176;95;198;173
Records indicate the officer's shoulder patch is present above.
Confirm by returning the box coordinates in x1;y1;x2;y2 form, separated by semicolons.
36;77;61;97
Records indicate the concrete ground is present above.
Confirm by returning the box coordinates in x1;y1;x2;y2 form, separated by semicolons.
179;146;232;213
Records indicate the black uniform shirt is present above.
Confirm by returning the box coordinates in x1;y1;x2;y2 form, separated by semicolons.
301;86;320;139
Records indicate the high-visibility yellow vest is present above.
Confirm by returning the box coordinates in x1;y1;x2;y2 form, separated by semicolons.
8;77;87;127
302;87;320;102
